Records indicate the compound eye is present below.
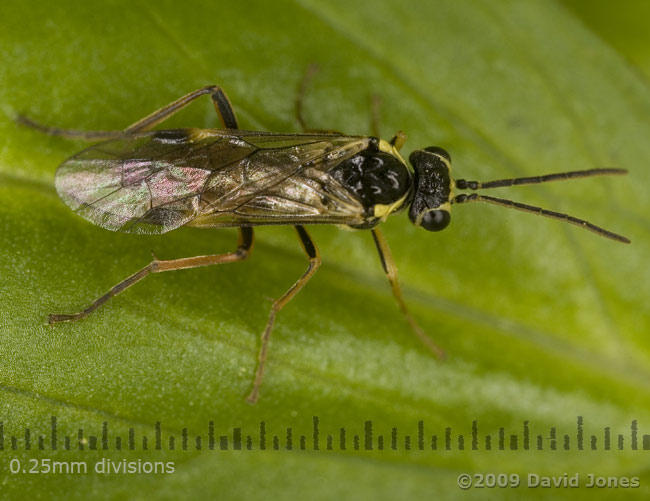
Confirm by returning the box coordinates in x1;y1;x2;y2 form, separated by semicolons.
420;210;450;231
423;146;451;163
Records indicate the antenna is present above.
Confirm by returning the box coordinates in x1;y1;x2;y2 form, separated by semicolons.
453;168;630;243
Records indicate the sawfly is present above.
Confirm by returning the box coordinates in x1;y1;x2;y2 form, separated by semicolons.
18;78;630;403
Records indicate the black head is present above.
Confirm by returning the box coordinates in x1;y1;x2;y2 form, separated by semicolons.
408;146;453;231
407;145;629;242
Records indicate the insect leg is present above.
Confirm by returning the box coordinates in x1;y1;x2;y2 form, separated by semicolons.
370;94;382;137
15;115;125;141
295;63;320;132
124;85;239;133
370;227;445;360
17;85;239;141
294;64;343;134
367;89;407;150
48;227;254;324
389;131;407;151
246;225;321;404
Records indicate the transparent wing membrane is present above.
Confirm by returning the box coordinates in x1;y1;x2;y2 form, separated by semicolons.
55;130;370;234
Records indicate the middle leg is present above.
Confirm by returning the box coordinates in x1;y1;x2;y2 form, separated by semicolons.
294;64;344;135
246;225;321;404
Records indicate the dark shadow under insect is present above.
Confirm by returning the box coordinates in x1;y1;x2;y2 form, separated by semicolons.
17;74;630;403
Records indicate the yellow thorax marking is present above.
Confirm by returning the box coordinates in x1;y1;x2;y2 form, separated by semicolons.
373;137;410;221
378;138;407;165
374;192;410;221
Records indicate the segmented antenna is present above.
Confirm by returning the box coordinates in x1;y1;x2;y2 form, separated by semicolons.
456;168;627;190
453;168;630;243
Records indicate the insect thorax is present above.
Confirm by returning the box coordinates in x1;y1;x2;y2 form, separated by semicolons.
329;142;412;229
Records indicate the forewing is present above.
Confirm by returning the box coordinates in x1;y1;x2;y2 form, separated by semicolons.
55;129;370;233
55;130;255;234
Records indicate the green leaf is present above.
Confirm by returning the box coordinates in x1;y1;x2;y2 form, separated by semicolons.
1;0;649;499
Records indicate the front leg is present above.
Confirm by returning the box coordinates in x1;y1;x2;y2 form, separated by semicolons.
371;227;445;359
